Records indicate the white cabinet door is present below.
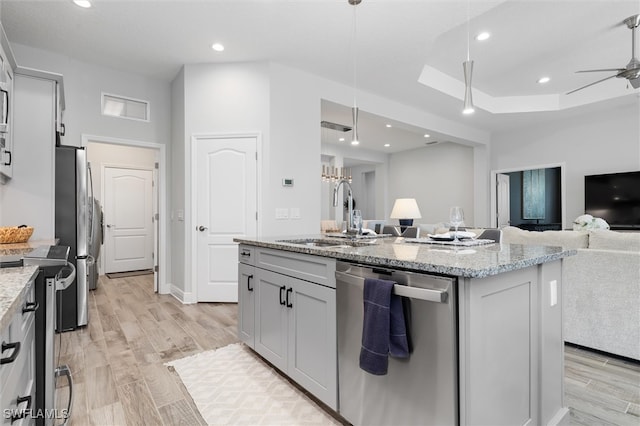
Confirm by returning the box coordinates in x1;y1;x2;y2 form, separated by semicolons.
287;277;337;409
238;262;256;348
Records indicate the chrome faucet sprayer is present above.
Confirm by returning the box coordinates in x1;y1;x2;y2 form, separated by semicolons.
333;178;356;234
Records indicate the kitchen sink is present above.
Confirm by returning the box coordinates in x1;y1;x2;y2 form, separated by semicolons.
277;238;374;248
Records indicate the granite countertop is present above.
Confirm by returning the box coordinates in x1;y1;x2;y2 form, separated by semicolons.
0;266;39;331
233;235;576;278
0;239;59;257
0;239;58;331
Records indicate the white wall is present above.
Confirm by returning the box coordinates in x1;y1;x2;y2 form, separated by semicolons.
10;44;171;150
490;100;640;225
388;142;475;226
170;67;185;295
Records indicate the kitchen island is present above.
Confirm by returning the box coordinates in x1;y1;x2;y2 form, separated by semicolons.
234;234;575;426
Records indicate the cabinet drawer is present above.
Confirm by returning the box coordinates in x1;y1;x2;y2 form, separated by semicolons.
256;248;336;288
238;245;255;266
1;282;35;387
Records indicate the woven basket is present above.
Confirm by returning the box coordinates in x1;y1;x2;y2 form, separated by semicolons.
0;226;34;244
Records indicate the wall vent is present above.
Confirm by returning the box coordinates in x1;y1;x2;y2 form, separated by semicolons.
321;121;352;132
102;92;150;122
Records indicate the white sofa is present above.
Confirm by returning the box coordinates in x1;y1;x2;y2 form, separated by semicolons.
501;226;640;360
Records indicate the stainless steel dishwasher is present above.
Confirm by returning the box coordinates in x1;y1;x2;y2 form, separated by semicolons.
336;261;458;426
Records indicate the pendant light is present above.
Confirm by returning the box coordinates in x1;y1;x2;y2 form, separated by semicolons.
349;0;361;145
462;0;475;115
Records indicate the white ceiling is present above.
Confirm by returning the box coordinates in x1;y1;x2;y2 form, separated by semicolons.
1;0;639;154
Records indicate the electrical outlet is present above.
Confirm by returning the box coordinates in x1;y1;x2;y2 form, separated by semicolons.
550;280;557;307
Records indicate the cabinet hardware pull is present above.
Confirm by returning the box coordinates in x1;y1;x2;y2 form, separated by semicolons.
11;395;32;423
0;341;21;364
3;149;11;166
247;274;254;292
279;286;286;305
286;288;293;308
241;250;251;257
22;301;39;314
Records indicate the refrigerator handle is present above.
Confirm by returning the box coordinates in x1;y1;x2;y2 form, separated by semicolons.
55;364;73;425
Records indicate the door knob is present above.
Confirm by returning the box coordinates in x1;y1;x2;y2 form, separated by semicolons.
198;226;208;232
106;224;113;228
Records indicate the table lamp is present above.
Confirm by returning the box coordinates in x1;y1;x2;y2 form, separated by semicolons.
390;198;422;232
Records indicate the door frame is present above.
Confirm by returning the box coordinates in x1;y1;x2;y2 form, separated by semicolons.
188;132;262;304
82;134;168;294
490;162;566;230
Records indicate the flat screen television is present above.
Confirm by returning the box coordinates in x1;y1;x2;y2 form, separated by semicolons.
585;171;640;230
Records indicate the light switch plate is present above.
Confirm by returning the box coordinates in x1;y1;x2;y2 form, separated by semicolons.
275;208;289;219
290;208;301;219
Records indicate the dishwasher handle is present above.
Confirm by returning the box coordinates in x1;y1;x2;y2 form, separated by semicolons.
335;270;448;303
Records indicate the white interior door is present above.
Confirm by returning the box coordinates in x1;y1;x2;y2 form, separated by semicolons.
497;173;511;228
196;136;257;302
104;167;154;273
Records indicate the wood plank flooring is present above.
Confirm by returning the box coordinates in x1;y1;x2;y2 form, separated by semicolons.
55;274;639;425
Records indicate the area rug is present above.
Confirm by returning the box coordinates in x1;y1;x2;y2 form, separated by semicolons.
105;269;153;279
165;343;341;425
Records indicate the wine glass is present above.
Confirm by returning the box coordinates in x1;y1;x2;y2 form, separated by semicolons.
449;207;464;243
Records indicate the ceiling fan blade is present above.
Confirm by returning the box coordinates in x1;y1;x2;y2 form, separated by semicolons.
576;68;625;73
566;74;618;94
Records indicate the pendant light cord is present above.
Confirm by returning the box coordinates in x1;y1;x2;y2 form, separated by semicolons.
466;0;470;61
352;3;358;108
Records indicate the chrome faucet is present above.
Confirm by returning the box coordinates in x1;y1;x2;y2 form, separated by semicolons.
333;178;357;234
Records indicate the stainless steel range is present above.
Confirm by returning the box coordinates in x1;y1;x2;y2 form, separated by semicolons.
23;245;75;426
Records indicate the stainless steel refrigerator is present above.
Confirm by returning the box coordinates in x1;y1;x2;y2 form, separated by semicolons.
88;194;103;290
55;145;89;331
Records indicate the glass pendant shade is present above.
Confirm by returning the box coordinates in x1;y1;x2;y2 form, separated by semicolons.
463;60;475;114
351;106;360;145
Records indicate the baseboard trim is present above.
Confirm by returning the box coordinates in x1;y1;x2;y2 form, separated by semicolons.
547;407;570;425
170;284;197;304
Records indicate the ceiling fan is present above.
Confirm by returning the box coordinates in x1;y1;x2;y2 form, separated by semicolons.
567;14;640;94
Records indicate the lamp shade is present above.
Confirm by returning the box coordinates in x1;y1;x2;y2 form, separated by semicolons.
390;198;422;220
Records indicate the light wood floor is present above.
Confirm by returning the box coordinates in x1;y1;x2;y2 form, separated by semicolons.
55;274;639;425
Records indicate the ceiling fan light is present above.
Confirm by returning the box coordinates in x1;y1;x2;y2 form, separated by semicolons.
462;60;475;114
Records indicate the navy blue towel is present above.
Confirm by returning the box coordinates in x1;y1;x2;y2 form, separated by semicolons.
359;278;410;375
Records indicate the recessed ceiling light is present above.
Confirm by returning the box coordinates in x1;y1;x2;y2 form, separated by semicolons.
537;76;550;84
338;137;345;142
384;143;391;147
211;43;225;52
475;32;491;41
385;124;392;128
423;134;430;138
73;0;91;8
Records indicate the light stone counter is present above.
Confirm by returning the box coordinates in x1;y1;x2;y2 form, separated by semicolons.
233;235;576;278
0;265;39;331
0;239;59;257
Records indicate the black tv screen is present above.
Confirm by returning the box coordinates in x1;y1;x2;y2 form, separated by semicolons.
585;171;640;229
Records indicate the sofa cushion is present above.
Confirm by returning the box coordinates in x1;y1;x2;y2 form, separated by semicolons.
501;226;589;249
588;229;640;252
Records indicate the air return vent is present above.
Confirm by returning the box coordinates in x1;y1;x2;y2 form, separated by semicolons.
321;121;352;132
102;93;150;121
